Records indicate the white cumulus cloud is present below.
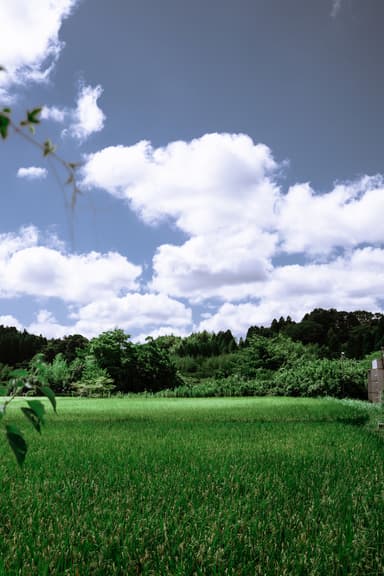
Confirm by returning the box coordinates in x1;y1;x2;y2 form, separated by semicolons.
41;83;106;142
17;166;48;180
5;128;384;339
277;175;384;255
27;310;70;339
23;294;193;339
0;227;141;303
0;0;79;99
41;105;67;123
82;133;279;233
82;133;281;300
82;133;384;314
69;293;193;339
0;315;23;331
67;84;106;141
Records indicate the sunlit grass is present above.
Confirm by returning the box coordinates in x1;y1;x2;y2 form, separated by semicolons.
0;397;384;575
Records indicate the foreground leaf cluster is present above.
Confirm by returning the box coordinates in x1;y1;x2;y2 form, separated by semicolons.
1;364;56;466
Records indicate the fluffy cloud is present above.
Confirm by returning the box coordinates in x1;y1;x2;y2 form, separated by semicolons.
0;315;23;331
69;293;192;338
277;176;384;255
0;0;79;98
17;166;47;180
27;310;70;339
83;133;281;300
150;229;277;302
83;133;384;308
42;83;106;142
66;84;105;141
0;227;141;303
82;133;279;233
0;228;193;339
5;129;384;339
40;105;67;123
24;294;192;339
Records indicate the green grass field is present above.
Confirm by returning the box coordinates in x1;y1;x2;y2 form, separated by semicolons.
1;397;384;575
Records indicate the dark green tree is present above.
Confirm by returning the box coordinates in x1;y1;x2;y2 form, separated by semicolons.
89;329;137;392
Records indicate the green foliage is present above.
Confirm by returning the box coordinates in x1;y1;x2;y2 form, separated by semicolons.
0;325;47;366
89;329;136;392
161;357;367;400
246;308;384;359
1;357;56;465
71;378;115;398
236;333;314;379
0;107;10;139
135;338;181;392
43;138;55;156
0;362;12;378
0;310;378;406
30;352;74;394
87;330;181;393
174;329;237;358
49;353;72;392
173;352;238;379
5;424;27;466
71;354;115;397
21;400;45;434
42;333;89;363
273;358;367;399
19;107;42;134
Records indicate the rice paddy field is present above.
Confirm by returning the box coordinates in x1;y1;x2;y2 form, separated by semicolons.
1;396;384;575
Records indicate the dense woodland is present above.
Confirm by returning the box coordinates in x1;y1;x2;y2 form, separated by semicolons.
0;308;382;399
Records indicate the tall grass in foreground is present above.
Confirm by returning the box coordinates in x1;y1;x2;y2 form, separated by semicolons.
0;397;383;575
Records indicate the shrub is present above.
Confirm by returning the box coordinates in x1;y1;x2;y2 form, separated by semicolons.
273;358;367;399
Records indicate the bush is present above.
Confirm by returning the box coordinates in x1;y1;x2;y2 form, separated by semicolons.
71;354;115;397
273;358;367;399
157;358;368;400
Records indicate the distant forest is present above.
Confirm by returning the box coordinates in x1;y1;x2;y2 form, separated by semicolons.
0;307;383;368
0;308;382;398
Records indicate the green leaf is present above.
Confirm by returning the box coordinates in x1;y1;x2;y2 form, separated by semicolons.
2;107;11;113
21;399;46;434
10;369;28;378
21;407;42;434
0;403;5;419
27;400;45;421
27;108;42;124
5;425;27;467
38;386;57;413
0;113;10;139
43;139;55;157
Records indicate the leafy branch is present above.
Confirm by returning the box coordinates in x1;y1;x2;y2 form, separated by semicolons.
0;105;82;210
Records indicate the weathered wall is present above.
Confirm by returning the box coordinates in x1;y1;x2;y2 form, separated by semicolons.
368;357;384;403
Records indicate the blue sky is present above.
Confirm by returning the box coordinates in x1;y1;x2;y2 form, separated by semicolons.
1;0;384;340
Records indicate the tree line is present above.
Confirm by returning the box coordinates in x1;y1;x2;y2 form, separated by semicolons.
0;308;382;398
